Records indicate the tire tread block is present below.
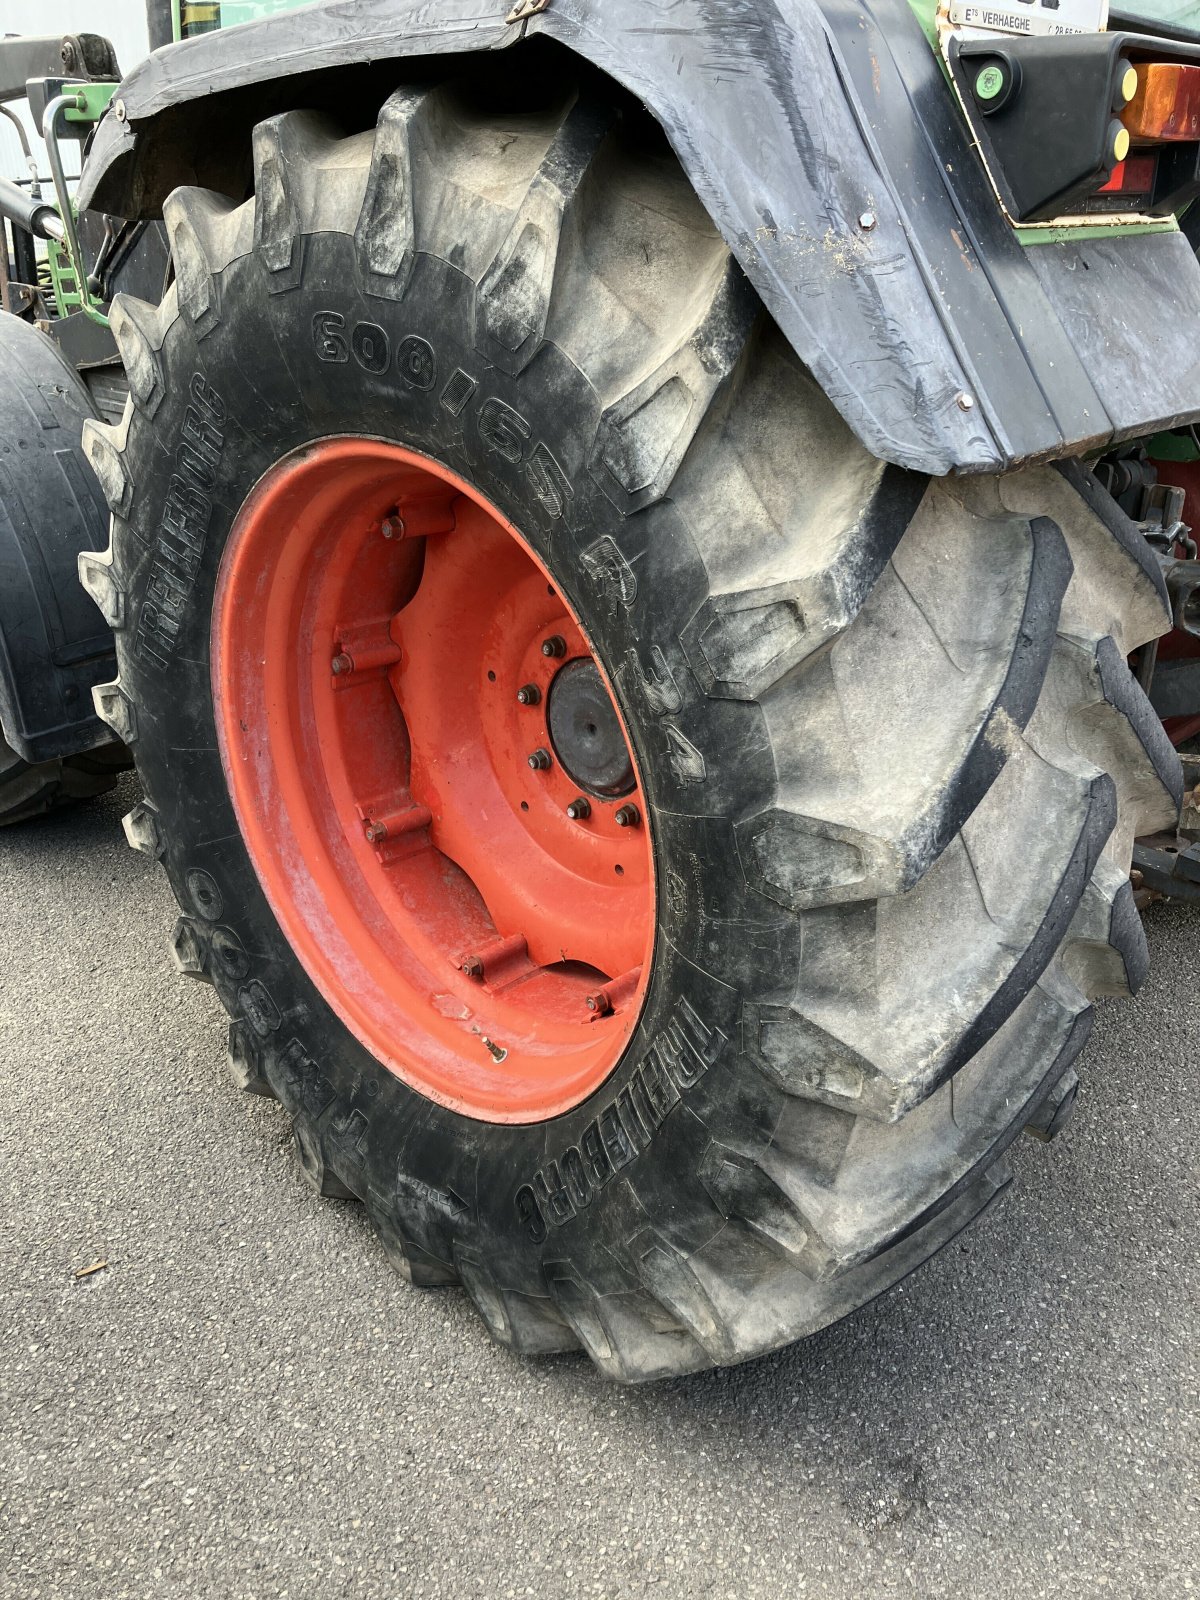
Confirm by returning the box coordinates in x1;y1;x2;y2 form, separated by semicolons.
624;1161;1012;1376
476;97;612;374
735;507;1071;911
747;751;1114;1121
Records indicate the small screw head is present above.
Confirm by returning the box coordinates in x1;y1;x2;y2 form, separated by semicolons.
956;391;976;412
331;652;354;676
516;683;542;706
381;514;405;540
364;819;386;843
566;796;592;821
586;991;613;1016
614;804;641;829
858;209;877;231
541;634;567;659
461;955;484;980
528;748;552;771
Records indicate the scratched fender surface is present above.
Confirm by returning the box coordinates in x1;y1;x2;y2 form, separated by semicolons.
77;0;1200;476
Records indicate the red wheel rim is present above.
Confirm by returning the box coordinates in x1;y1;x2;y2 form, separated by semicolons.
212;439;654;1122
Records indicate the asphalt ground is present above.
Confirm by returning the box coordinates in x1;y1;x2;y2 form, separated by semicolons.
2;773;1198;1600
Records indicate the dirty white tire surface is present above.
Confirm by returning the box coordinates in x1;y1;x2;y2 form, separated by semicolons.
1;774;1197;1599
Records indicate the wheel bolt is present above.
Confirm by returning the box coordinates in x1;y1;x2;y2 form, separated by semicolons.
381;514;406;540
331;652;353;676
615;804;641;829
516;683;542;706
566;796;591;821
461;955;484;980
586;991;613;1016
541;634;567;658
528;748;552;771
363;819;386;843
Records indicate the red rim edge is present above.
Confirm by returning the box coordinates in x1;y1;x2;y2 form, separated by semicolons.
212;438;654;1123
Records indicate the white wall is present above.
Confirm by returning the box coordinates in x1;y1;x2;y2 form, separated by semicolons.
0;0;151;183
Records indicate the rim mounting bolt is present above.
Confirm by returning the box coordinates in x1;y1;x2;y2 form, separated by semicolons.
566;796;592;821
541;634;567;659
461;955;484;980
363;819;386;843
528;748;552;771
381;514;406;540
614;804;641;829
586;991;613;1017
331;652;354;676
516;683;542;706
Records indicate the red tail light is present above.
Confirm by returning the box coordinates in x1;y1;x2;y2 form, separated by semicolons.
1096;153;1159;195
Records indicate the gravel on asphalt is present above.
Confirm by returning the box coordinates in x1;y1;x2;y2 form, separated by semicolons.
2;777;1197;1599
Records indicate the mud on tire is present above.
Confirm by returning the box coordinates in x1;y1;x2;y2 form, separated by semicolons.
81;81;1181;1380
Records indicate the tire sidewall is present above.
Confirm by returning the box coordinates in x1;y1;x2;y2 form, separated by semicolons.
117;230;798;1293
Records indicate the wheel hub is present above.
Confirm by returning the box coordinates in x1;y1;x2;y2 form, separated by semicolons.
211;438;654;1123
547;659;636;799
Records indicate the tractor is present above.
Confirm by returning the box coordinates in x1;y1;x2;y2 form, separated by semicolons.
3;0;1200;1380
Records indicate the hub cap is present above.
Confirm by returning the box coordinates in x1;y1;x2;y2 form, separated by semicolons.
548;659;636;799
212;439;654;1122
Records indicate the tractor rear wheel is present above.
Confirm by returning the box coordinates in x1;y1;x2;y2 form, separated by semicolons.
82;84;1180;1380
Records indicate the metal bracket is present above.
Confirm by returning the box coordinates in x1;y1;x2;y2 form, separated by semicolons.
1133;835;1200;904
1132;758;1200;905
41;88;109;329
505;0;550;23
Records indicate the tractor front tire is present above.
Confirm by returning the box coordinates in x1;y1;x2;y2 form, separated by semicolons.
0;314;129;826
82;84;1180;1380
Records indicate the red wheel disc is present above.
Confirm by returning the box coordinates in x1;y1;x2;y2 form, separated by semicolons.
212;439;654;1122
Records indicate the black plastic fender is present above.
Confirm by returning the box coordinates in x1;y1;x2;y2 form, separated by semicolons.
0;314;119;765
78;0;1200;476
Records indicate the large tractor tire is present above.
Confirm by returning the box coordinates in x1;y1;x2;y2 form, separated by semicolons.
81;84;1181;1381
0;314;129;826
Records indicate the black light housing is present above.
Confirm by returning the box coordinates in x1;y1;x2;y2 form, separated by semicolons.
948;31;1200;222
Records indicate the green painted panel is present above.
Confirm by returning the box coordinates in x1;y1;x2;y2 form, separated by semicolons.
178;0;316;38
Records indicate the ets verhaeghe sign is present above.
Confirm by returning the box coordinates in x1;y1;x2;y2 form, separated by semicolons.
943;0;1110;38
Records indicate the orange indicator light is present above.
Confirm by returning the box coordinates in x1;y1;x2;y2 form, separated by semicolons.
1122;62;1200;142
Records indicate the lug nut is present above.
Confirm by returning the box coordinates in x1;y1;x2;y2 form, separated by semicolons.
461;955;484;980
381;514;406;540
586;991;613;1016
566;796;592;821
541;634;567;658
516;683;542;706
331;652;353;676
614;804;641;829
528;748;552;771
363;819;386;843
